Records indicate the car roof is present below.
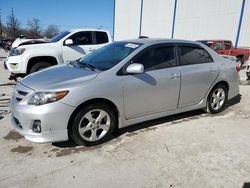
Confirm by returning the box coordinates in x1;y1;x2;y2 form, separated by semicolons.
119;38;202;46
69;28;109;33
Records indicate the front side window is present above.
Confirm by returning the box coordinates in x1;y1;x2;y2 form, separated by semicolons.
68;32;93;45
95;31;109;44
133;46;176;71
179;46;213;66
79;42;141;71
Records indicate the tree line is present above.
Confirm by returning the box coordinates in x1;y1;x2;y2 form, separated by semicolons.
0;8;60;39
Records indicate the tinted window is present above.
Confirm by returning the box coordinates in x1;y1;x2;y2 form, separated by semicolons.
68;32;93;45
96;31;109;44
180;46;213;65
79;42;141;71
213;41;223;51
133;46;176;71
224;41;232;50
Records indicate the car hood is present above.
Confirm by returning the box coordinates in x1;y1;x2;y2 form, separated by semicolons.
21;64;99;91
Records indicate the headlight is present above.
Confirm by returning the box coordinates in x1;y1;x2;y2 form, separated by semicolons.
10;48;25;56
28;91;68;105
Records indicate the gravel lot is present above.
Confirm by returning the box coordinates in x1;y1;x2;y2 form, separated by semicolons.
0;49;250;188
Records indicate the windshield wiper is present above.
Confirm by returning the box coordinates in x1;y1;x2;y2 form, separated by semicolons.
79;62;97;71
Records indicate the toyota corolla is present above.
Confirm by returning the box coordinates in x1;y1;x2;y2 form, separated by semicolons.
10;39;240;146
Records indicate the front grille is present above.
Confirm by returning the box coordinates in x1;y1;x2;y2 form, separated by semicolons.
13;83;34;103
15;89;30;102
18;90;28;96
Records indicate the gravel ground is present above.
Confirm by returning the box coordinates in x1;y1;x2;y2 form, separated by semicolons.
0;49;250;188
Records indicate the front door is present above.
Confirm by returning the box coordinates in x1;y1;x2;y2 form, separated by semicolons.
123;45;181;119
62;31;94;63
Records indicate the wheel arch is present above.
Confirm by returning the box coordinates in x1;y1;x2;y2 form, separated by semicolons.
212;81;229;92
27;56;58;73
67;98;120;131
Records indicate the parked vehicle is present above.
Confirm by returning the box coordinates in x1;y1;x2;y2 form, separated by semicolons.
10;39;240;146
1;38;14;51
5;29;112;77
197;40;250;64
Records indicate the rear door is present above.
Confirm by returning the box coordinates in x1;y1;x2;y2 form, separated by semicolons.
123;44;181;119
177;44;219;108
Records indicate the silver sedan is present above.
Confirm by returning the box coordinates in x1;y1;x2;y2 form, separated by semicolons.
10;39;240;146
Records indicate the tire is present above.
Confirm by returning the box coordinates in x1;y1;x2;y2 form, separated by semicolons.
69;103;117;146
206;84;228;114
30;62;53;73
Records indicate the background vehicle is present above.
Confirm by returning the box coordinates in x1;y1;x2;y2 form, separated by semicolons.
5;29;112;77
10;39;240;146
198;40;250;64
1;38;14;51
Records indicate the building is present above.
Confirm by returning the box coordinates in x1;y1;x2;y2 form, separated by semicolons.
114;0;250;48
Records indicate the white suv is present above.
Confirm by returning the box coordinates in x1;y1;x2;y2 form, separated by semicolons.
5;29;112;76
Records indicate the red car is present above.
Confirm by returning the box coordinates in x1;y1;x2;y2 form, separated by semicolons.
198;40;250;63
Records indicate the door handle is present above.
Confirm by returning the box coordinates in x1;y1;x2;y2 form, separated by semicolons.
89;48;95;52
171;73;181;79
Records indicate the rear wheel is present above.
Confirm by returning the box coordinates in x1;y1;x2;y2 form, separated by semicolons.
30;62;53;73
70;103;117;146
206;84;228;113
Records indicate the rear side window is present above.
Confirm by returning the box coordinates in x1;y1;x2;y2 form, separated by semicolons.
179;46;213;66
224;41;232;50
133;46;176;71
95;31;109;44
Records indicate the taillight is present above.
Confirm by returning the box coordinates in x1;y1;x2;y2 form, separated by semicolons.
236;64;241;72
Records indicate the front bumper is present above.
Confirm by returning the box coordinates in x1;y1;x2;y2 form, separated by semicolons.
5;55;26;74
10;83;75;143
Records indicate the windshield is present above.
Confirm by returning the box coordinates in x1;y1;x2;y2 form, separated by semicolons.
198;40;213;47
78;42;141;71
50;31;70;42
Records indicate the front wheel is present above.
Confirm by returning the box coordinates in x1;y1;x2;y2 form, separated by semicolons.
30;62;53;73
206;84;228;113
70;103;117;146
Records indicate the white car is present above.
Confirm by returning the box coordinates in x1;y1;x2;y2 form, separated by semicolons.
5;29;112;77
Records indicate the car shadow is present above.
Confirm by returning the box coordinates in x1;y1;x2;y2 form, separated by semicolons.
53;94;241;148
243;182;250;188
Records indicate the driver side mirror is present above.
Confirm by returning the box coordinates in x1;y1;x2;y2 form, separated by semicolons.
126;63;144;74
64;39;73;46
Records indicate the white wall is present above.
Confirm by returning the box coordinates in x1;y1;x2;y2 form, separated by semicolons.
141;0;174;38
239;0;250;47
174;0;241;42
115;0;250;47
114;0;141;41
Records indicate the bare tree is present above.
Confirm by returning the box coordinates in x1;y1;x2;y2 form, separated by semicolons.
27;18;42;38
6;8;21;38
44;25;60;39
